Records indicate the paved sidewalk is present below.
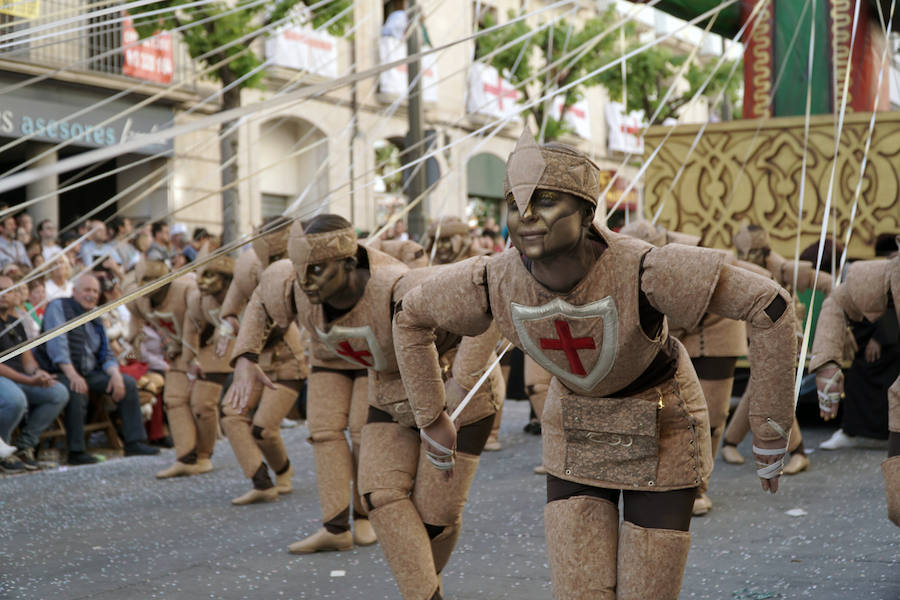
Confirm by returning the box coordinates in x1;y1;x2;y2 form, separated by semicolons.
0;401;897;599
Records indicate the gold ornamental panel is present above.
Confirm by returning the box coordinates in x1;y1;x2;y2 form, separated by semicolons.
642;111;900;259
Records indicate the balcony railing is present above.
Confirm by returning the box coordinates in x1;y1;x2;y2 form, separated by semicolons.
0;0;197;91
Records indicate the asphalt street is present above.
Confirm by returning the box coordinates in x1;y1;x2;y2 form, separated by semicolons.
1;401;897;600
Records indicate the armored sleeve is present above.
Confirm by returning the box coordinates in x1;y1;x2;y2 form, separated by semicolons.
228;260;297;365
640;244;726;331
220;250;261;322
393;256;494;429
706;264;795;442
181;288;203;364
451;322;501;391
808;296;848;371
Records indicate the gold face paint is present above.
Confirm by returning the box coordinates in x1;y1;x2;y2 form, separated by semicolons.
507;189;586;260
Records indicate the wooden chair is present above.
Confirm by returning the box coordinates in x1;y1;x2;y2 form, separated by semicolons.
38;392;123;451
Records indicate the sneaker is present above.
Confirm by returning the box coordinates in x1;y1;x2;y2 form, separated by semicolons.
16;447;40;471
124;442;161;456
0;437;16;459
68;451;100;465
0;455;26;473
280;418;300;429
819;429;858;451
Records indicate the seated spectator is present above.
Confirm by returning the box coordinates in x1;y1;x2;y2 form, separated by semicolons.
25;279;45;327
146;221;171;264
182;227;209;263
45;255;73;303
6;272;39;340
16;212;34;246
38;219;62;262
58;230;83;272
80;220;117;268
107;217;140;272
170;222;189;255
0;210;31;270
34;273;159;464
95;270;130;360
0;275;69;472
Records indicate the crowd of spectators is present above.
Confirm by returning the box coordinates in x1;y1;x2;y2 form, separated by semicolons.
0;204;217;473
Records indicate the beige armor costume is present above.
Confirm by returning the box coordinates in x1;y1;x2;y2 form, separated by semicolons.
809;253;900;526
425;216;506;452
214;222;306;504
249;222;499;598
126;262;211;478
621;221;755;515
723;225;834;472
393;132;797;599
364;237;429;268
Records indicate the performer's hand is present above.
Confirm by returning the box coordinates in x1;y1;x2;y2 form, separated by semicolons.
815;363;843;421
443;378;466;421
752;436;786;494
215;317;239;358
187;360;204;388
226;356;275;412
422;411;457;480
864;338;882;363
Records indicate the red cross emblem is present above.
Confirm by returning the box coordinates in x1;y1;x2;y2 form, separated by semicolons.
156;318;177;336
539;320;596;376
511;297;619;392
483;71;519;110
336;341;373;367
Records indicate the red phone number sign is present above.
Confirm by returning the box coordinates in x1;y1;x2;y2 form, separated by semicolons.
122;13;174;84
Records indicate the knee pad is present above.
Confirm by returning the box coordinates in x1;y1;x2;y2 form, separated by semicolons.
365;488;408;511
164;371;191;407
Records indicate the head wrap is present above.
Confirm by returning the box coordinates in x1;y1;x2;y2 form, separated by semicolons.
619;221;667;247
251;221;291;268
733;223;770;254
137;259;168;283
288;220;358;284
504;125;602;215
426;216;470;239
201;255;235;277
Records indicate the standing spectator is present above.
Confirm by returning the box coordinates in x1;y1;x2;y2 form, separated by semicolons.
34;273;160;464
0;275;69;472
38;219;62;262
0;209;32;269
45;255;74;303
181;228;209;263
146;222;171;264
16;212;34;246
107;217;140;272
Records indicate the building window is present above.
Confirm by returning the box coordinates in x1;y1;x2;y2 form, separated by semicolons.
0;13;30;57
261;193;289;218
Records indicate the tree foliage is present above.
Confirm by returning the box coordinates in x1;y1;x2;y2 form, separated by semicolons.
596;44;741;126
475;6;623;141
475;6;742;137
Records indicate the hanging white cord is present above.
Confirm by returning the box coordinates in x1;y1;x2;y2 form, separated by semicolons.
792;0;864;411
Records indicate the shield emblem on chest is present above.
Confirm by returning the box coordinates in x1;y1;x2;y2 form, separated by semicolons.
149;310;180;339
511;297;618;391
315;324;386;371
